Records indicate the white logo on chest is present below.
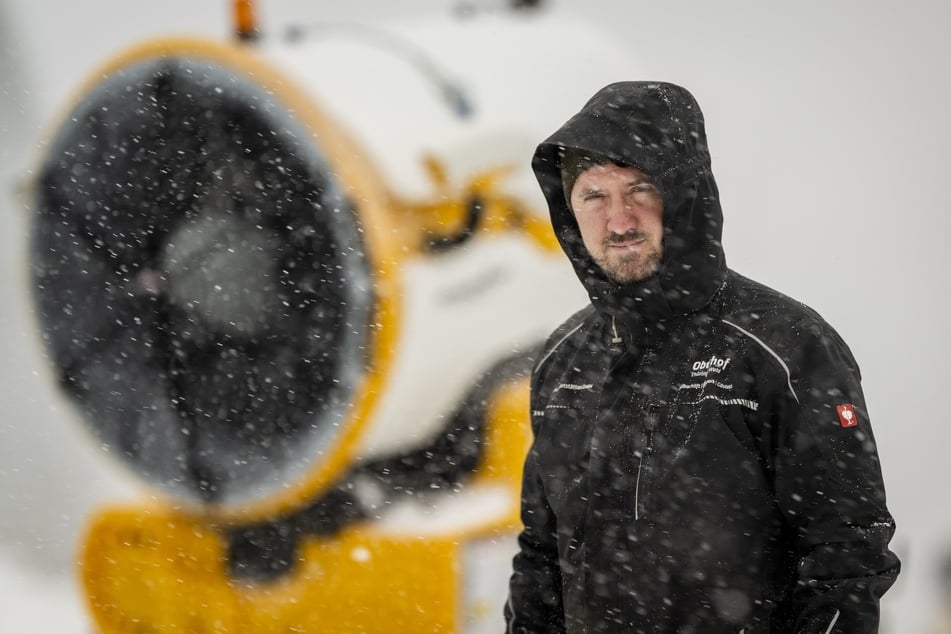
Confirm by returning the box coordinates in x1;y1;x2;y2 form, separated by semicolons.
679;354;758;411
690;355;731;378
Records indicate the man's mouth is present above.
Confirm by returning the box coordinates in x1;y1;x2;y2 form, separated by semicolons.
605;231;649;249
607;237;646;249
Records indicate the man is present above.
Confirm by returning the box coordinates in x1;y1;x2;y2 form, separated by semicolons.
505;82;900;633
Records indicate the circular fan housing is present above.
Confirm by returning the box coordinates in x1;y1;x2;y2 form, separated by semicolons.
31;46;377;515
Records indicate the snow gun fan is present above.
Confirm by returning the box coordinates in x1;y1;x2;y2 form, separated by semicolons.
30;53;376;516
23;10;649;630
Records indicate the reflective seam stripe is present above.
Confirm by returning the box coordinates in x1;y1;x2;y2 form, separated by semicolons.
505;595;515;634
536;320;586;374
681;394;759;411
721;319;800;404
823;609;841;633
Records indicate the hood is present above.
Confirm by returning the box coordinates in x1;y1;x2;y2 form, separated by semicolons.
533;81;727;330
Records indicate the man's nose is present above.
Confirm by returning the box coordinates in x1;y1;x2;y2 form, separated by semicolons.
605;197;638;235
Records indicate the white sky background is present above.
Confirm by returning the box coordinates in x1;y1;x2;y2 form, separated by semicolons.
0;0;949;631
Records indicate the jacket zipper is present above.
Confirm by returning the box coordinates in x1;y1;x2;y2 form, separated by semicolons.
634;406;659;521
634;449;646;521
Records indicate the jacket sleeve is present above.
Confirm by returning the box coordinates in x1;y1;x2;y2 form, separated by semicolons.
504;368;566;633
770;317;900;632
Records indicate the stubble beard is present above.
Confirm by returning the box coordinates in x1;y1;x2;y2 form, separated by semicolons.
595;232;662;285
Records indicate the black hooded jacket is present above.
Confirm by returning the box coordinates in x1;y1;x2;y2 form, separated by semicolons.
505;82;899;633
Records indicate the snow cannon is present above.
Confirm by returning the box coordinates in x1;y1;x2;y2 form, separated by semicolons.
27;7;641;633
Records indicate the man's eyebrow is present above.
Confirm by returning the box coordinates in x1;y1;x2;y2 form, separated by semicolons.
577;184;603;195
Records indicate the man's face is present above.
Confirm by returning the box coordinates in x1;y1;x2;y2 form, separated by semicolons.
569;163;664;284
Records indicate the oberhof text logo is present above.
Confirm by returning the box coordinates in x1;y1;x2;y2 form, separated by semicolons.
690;354;732;378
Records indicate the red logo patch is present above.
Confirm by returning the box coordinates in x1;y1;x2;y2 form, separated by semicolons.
836;404;859;428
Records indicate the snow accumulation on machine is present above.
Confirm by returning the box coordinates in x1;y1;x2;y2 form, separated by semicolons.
27;2;642;632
